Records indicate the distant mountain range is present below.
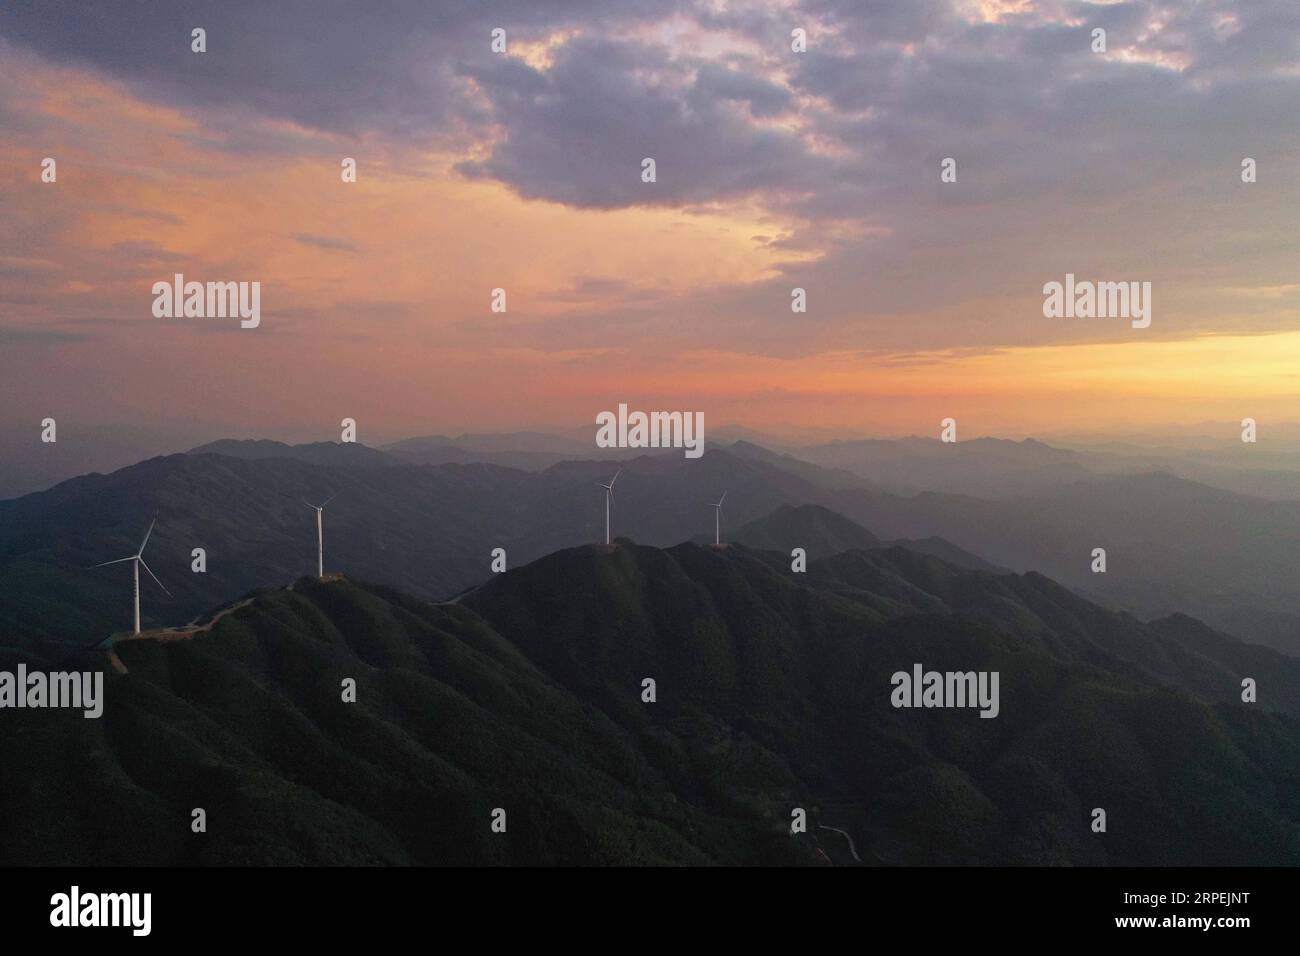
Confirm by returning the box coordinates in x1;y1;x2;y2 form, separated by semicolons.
794;433;1300;501
5;540;1297;865
189;439;398;468
382;431;630;470
731;504;1006;571
794;436;1092;498
838;471;1300;656
3;441;908;645
3;437;1298;656
6;424;1298;501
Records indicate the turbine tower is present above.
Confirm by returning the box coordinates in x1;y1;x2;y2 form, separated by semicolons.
597;469;622;545
709;491;727;546
303;494;336;578
92;517;170;634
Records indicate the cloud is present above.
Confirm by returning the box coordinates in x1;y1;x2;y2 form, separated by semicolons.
4;0;1300;369
111;240;188;262
0;0;678;141
0;256;61;276
455;34;832;209
0;326;90;344
292;233;360;253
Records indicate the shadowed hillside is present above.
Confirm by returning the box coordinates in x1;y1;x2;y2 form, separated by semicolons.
731;503;882;556
0;574;812;866
6;542;1296;865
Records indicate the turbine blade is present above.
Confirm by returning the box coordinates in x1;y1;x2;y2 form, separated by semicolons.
322;493;337;507
609;487;616;507
303;499;319;510
609;468;622;487
91;556;135;568
137;516;157;555
138;557;171;596
719;491;727;506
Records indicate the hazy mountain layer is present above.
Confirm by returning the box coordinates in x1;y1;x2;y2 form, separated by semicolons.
731;504;1005;572
3;442;1299;658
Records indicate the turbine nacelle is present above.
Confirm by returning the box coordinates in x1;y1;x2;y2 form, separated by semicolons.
597;468;622;503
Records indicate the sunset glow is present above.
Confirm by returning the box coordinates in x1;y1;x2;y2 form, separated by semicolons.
3;1;1298;444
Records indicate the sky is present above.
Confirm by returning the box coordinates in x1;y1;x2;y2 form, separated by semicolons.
2;0;1299;447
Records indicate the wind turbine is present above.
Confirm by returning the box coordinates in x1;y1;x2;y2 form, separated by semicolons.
597;469;622;545
303;494;336;578
91;517;170;634
709;491;727;546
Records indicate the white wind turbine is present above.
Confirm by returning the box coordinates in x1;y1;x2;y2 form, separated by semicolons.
92;517;169;635
709;491;727;546
303;494;336;578
598;469;622;545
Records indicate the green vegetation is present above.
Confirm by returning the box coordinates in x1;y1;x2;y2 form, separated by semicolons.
3;538;1298;865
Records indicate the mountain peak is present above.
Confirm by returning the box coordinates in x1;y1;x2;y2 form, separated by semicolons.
731;502;882;558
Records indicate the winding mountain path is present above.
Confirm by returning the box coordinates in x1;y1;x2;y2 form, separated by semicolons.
106;598;255;672
817;825;862;863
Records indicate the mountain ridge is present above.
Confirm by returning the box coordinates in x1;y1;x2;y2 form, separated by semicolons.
7;539;1296;865
5;442;1300;656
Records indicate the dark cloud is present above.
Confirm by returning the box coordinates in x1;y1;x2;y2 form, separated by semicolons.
802;0;958;43
456;34;832;208
690;61;793;117
0;0;678;140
